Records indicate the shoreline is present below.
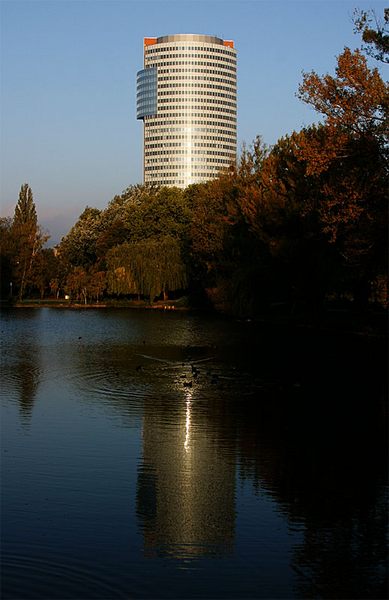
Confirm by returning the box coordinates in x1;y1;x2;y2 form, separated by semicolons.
5;301;191;311
1;300;386;339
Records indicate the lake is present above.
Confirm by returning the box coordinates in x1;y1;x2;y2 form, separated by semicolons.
1;308;387;599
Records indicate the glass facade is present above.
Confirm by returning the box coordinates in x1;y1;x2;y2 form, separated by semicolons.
136;67;158;119
137;34;237;188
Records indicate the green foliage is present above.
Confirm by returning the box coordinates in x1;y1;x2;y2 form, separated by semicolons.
10;184;49;300
59;206;103;268
0;186;52;300
29;248;60;299
124;186;191;243
14;184;37;227
106;236;187;301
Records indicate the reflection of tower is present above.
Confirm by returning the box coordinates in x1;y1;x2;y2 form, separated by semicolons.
15;348;40;426
137;388;236;558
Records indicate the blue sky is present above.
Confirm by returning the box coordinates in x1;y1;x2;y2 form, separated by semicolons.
1;0;386;243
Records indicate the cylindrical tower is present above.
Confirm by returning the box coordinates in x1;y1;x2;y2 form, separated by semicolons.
136;34;237;188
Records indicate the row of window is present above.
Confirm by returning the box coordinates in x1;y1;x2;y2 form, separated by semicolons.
145;127;236;142
146;45;236;57
158;82;236;93
146;53;236;65
147;123;236;135
158;85;236;106
137;92;157;102
145;117;236;126
157;67;236;79
137;101;156;108
145;141;235;150
145;149;234;158
158;97;236;109
145;134;236;143
157;105;236;116
158;75;235;86
145;160;231;171
145;60;236;72
137;80;157;90
145;179;188;185
145;144;234;156
145;175;225;186
136;92;157;102
145;160;234;170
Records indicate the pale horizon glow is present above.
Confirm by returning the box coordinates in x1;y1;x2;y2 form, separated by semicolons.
0;0;386;244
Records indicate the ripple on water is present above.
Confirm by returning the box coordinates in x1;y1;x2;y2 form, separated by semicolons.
1;546;129;599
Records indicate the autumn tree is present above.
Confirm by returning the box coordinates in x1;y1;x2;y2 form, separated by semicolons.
184;152;271;315
106;246;138;297
186;180;230;278
29;248;61;299
65;267;89;304
237;134;325;310
298;48;388;149
353;8;389;63
297;47;388;305
64;266;106;304
87;268;107;302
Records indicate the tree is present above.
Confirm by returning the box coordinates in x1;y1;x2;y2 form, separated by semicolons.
13;184;37;226
230;134;335;314
106;236;187;302
65;267;89;304
87;269;106;302
29;248;60;299
59;207;103;268
186;181;229;273
297;49;388;306
126;186;191;243
0;217;15;299
298;48;388;148
95;219;129;261
353;8;389;63
11;184;49;300
185;154;271;315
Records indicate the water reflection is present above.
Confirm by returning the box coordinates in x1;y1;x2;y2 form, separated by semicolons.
234;376;388;599
15;349;40;425
184;392;192;453
1;309;387;599
1;343;41;426
137;385;236;559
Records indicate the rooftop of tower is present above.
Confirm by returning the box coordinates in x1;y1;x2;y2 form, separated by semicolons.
144;34;234;48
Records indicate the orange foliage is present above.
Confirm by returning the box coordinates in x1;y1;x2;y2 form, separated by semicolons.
298;48;388;138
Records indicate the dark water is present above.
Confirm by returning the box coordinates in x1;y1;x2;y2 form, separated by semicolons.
1;308;387;599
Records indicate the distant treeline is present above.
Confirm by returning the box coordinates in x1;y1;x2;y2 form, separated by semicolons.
1;12;388;315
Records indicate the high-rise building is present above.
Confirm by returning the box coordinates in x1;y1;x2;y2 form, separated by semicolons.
136;34;237;188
